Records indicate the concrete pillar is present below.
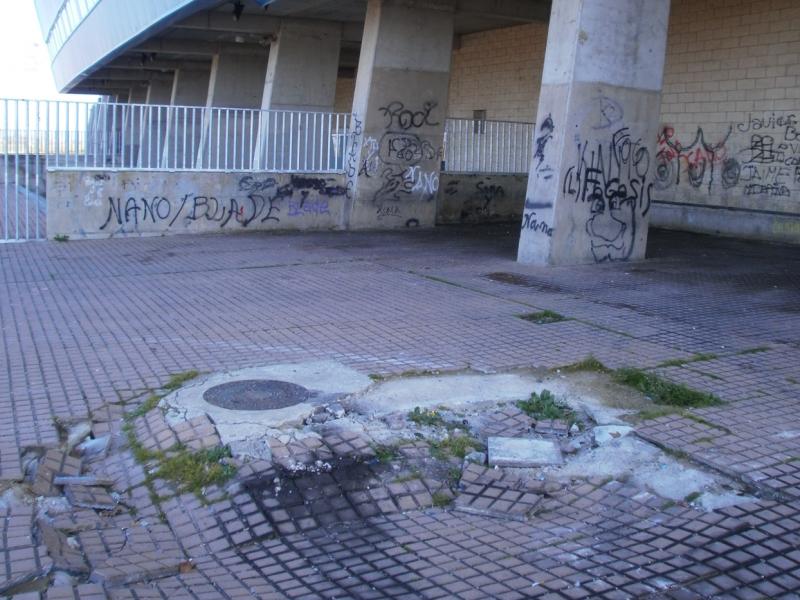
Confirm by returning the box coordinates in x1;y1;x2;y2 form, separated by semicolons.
145;78;174;105
517;0;671;265
162;68;211;168
197;47;269;169
262;20;341;111
170;68;211;106
255;20;342;170
344;0;455;229
206;47;268;109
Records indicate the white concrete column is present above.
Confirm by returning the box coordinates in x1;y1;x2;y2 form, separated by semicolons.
261;20;341;111
162;68;211;168
138;76;175;167
197;47;269;169
344;0;455;229
254;20;342;170
517;0;671;265
206;48;268;109
170;68;211;106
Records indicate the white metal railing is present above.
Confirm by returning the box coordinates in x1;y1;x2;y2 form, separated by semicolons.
444;118;534;174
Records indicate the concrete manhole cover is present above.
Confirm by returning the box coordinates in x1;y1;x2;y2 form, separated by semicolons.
203;380;310;411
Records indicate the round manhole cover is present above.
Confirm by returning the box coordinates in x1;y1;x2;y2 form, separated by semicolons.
203;380;310;411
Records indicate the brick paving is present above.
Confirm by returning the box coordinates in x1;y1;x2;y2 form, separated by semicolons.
1;226;799;598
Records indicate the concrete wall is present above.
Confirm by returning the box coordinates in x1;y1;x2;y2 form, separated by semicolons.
436;173;525;224
47;170;347;239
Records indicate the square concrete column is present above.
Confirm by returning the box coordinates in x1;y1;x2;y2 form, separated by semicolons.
254;20;342;170
162;68;211;168
262;20;341;111
197;46;269;169
138;76;174;168
517;0;671;265
344;0;455;229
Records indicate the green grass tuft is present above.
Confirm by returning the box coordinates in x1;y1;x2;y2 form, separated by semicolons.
558;356;610;373
657;353;718;368
53;234;69;242
430;436;484;460
431;491;453;508
163;370;200;391
737;346;770;355
519;310;567;325
155;446;236;494
517;389;575;422
408;407;445;427
612;368;722;407
684;491;702;504
373;445;398;463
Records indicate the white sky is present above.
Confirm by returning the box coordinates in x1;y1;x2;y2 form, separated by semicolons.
0;1;98;101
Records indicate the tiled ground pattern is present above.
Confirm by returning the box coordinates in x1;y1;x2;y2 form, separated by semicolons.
1;227;800;598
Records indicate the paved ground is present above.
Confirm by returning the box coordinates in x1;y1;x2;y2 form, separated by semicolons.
1;225;800;599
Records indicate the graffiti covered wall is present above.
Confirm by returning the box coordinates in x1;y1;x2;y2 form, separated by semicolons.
47;171;347;239
436;173;525;224
651;115;800;242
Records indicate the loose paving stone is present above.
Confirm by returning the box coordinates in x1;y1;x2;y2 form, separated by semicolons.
488;437;563;467
133;409;179;453
593;425;634;445
534;419;571;437
478;406;533;438
455;482;542;520
80;524;185;586
0;504;53;595
32;450;82;497
171;414;221;451
63;485;118;511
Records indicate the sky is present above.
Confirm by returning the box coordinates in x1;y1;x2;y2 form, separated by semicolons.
0;1;97;101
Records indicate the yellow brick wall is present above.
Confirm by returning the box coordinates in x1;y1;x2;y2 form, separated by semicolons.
446;22;548;122
655;0;800;221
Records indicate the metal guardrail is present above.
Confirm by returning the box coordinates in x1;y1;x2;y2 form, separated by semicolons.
0;98;534;241
444;117;534;174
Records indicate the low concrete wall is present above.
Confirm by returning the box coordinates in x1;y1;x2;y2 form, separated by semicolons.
651;202;800;244
47;170;348;239
436;173;526;224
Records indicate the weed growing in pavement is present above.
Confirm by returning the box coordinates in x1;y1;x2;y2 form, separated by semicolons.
657;353;718;368
517;389;576;423
408;407;445;427
558;356;610;373
519;310;567;325
431;491;453;508
613;368;722;407
430;436;484;460
53;234;69;242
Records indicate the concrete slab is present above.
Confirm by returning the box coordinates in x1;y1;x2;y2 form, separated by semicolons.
349;373;538;416
593;425;634;445
161;361;373;460
488;437;563;467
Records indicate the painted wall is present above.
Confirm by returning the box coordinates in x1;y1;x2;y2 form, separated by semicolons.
47;170;347;239
436;173;525;224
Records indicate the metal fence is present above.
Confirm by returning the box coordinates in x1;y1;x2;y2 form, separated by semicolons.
0;98;535;242
444;118;534;174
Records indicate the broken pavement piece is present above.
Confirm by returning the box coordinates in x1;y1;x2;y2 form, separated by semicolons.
64;485;119;511
593;425;634;445
488;437;563;467
534;419;570;436
32;450;82;497
464;451;486;465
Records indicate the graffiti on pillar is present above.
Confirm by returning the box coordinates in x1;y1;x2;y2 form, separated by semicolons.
345;116;364;200
562;127;653;263
365;100;444;212
521;115;556;238
378;101;439;130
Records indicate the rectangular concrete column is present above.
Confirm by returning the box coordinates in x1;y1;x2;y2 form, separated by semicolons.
344;0;455;229
255;20;342;170
162;68;211;168
197;47;269;169
171;68;211;107
517;0;671;265
139;76;175;168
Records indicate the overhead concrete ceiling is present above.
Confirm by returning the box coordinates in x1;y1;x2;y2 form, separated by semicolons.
82;0;551;95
